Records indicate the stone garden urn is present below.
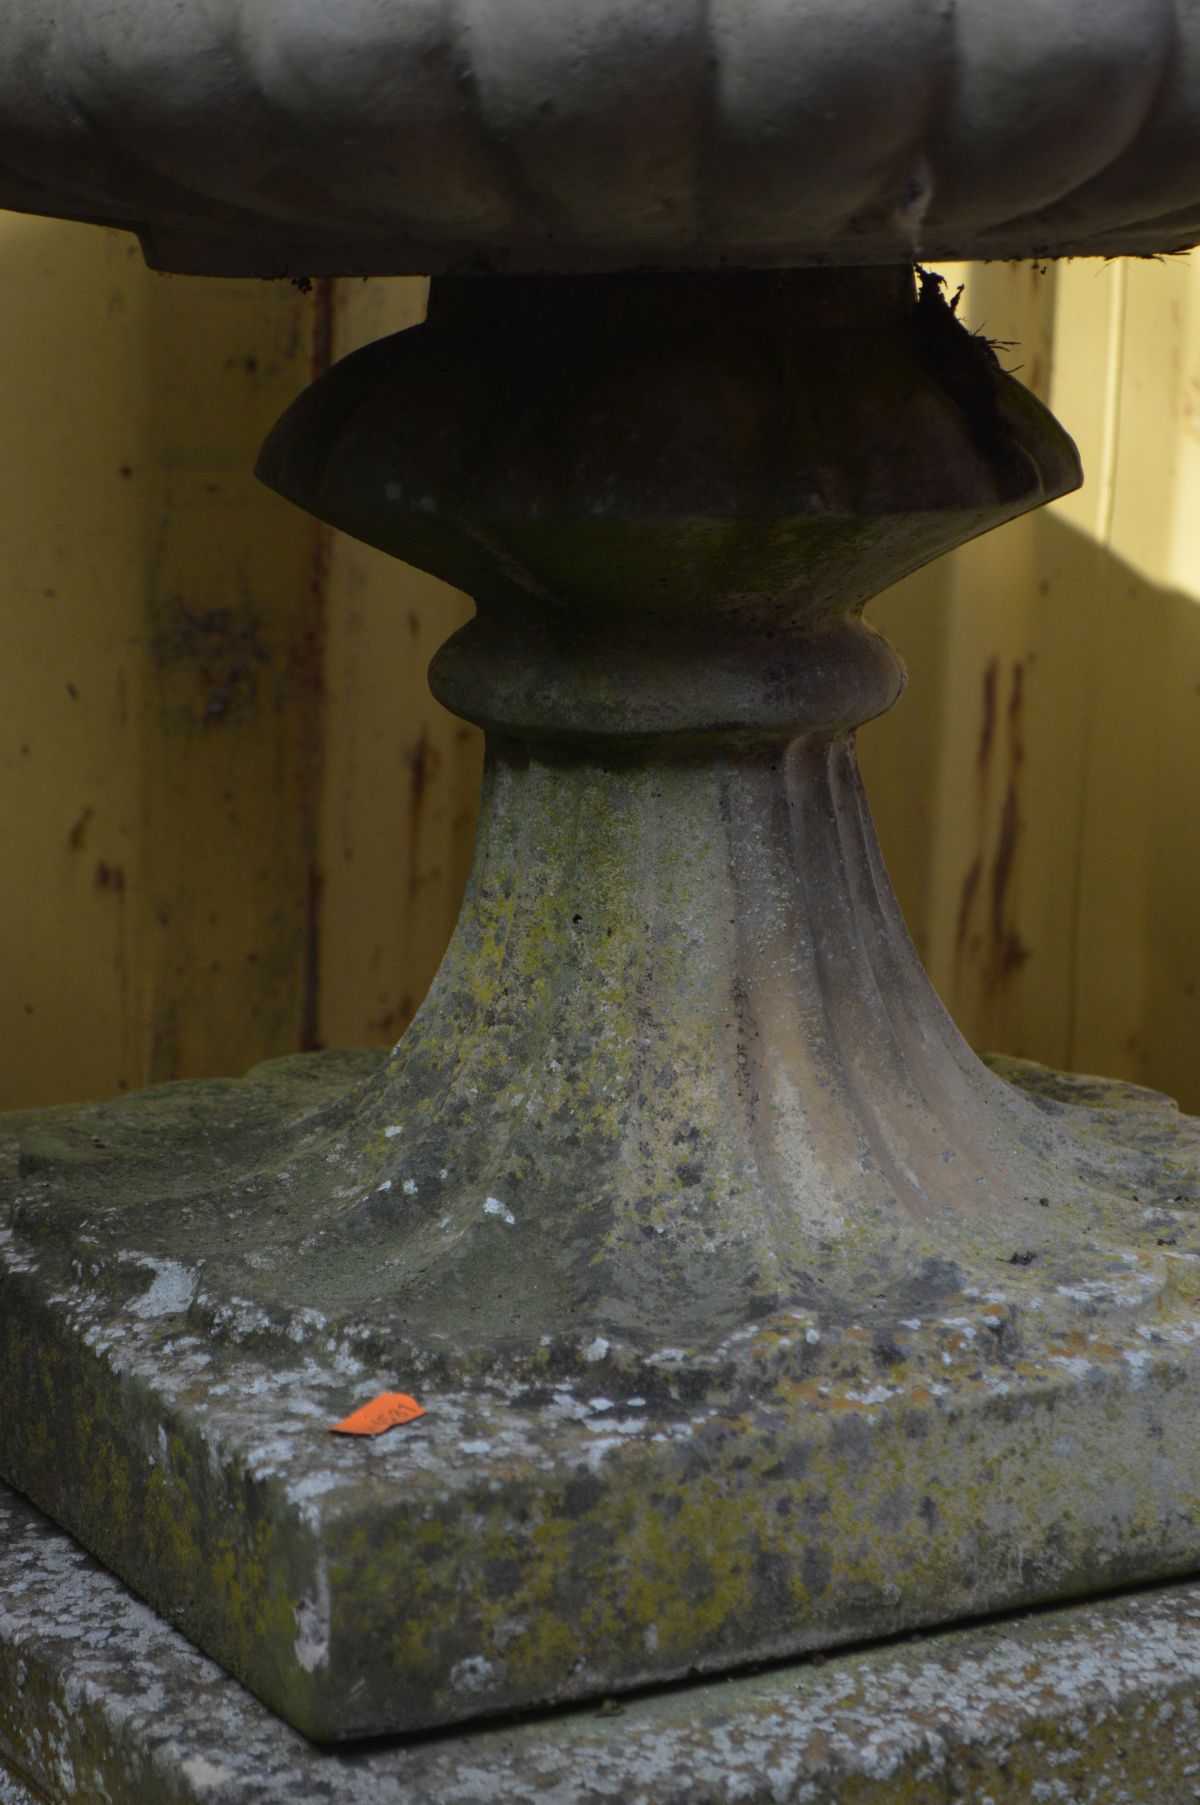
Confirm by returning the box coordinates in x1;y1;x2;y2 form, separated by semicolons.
5;0;1200;1793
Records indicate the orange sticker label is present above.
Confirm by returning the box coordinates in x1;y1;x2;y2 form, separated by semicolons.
330;1392;426;1437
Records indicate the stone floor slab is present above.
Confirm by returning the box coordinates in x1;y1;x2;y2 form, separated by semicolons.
4;1479;1200;1803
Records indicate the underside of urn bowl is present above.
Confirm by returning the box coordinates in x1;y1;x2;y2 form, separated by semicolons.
1;0;1200;275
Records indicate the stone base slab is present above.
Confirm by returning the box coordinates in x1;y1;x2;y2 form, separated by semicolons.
4;1052;1200;1738
3;1478;1200;1804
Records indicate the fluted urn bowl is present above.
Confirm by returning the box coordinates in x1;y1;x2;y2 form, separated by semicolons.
2;0;1200;274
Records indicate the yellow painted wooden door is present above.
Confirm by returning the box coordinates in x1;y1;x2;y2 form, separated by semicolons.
863;257;1200;1112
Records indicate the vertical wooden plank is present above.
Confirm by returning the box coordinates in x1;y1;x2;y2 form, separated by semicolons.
0;215;323;1104
868;263;1091;1071
1050;259;1149;1088
314;280;482;1053
0;218;153;1106
1141;255;1200;1112
136;271;324;1082
1142;569;1200;1110
871;252;1200;1114
1061;255;1200;1109
927;262;1090;1068
1048;262;1127;547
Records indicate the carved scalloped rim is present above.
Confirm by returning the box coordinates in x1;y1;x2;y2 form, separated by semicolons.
0;0;1197;271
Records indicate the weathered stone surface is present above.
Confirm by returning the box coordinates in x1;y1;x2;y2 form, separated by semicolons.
4;1048;1200;1745
5;1477;1200;1804
4;272;1200;1741
0;0;1198;273
0;1766;38;1805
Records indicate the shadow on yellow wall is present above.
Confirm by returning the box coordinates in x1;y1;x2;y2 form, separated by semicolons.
865;514;1200;1115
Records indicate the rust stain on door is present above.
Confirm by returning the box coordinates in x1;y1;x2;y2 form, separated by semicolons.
954;655;1033;1008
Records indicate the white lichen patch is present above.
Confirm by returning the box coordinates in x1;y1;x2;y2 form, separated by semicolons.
293;1562;331;1674
126;1258;197;1320
450;1654;496;1696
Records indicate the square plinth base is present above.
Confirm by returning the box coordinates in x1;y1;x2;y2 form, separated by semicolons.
4;1479;1200;1804
5;1052;1200;1740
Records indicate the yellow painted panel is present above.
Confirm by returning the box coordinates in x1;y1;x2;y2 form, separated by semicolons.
315;279;482;1053
868;252;1200;1112
0;217;153;1105
866;262;1091;1074
0;221;482;1107
1047;260;1125;544
1057;256;1200;1108
134;272;329;1083
0;215;322;1104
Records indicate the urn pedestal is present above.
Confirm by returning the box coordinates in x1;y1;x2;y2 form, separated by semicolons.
5;0;1200;1791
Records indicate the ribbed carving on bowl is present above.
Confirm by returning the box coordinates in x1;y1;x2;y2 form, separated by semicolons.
0;0;1196;270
